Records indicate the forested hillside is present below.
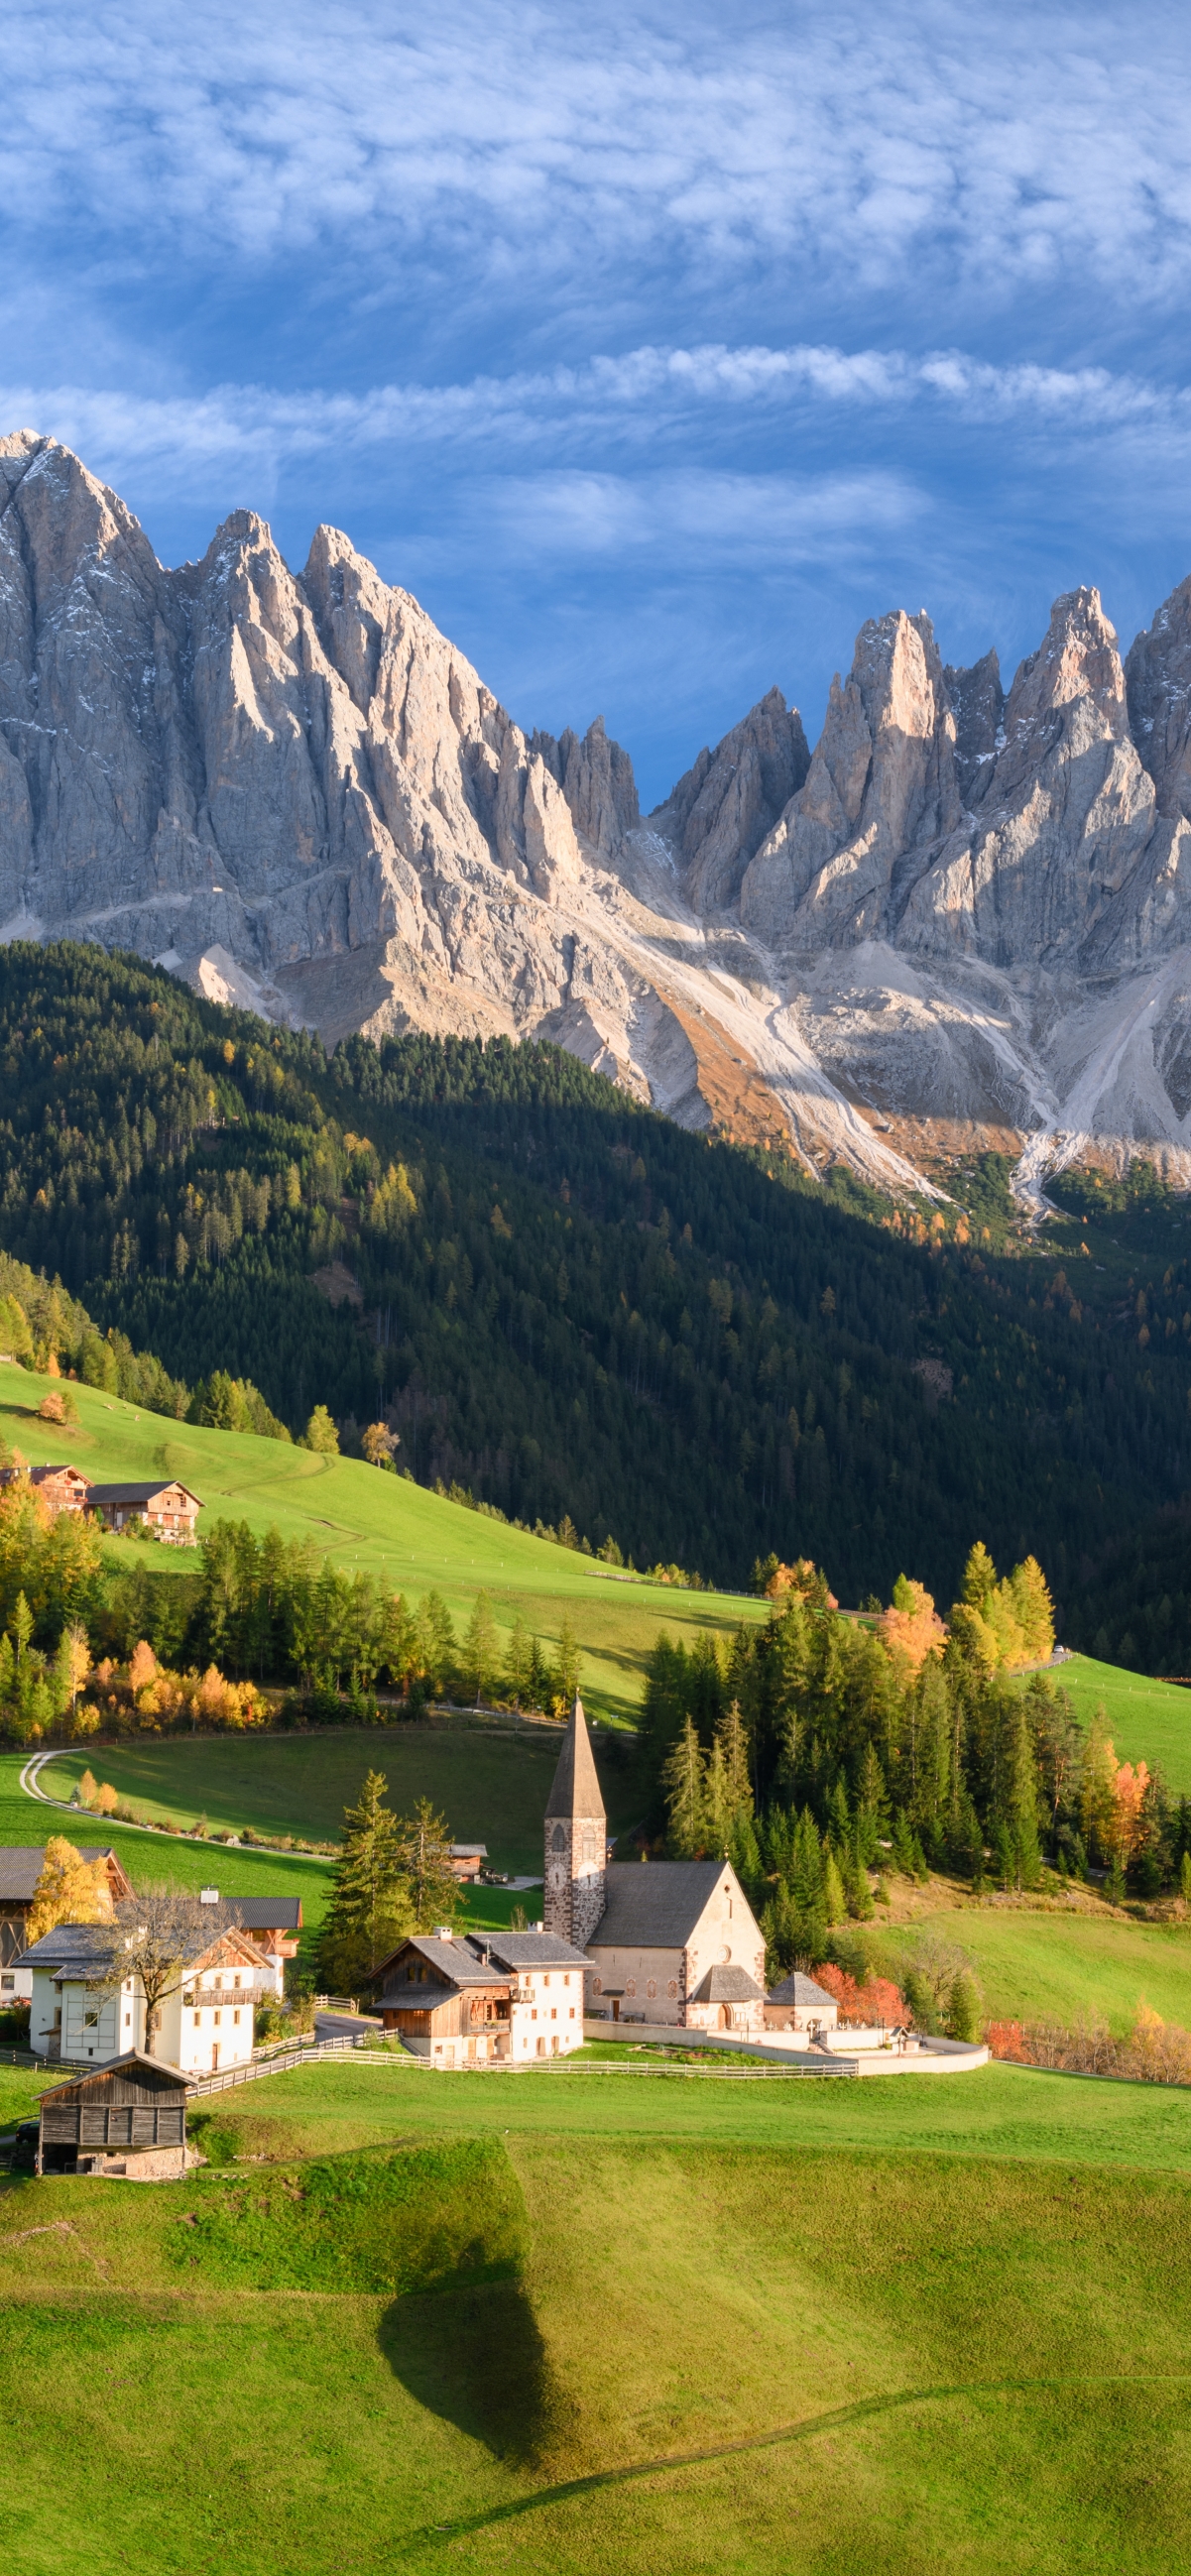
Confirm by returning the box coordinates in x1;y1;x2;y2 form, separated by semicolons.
0;942;1189;1609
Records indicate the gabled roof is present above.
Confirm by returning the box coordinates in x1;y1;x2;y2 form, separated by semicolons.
39;2049;190;2101
589;1860;746;1950
21;1921;121;1974
468;1931;589;1970
371;1932;507;1990
0;1846;132;1905
689;1963;764;2005
449;1844;488;1858
545;1697;605;1822
224;1898;301;1932
86;1480;202;1507
767;1971;838;2010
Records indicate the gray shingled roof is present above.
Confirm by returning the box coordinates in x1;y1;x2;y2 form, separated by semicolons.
20;1922;120;1974
86;1480;201;1507
544;1698;605;1820
767;1971;838;2010
224;1898;301;1933
469;1932;589;1970
689;1963;764;2005
0;1846;125;1904
372;1933;508;1991
589;1860;737;1949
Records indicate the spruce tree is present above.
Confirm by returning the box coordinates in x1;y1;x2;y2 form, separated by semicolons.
462;1590;499;1705
399;1797;461;1932
662;1716;707;1858
318;1770;413;1994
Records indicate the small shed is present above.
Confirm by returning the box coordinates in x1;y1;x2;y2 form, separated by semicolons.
38;2051;190;2177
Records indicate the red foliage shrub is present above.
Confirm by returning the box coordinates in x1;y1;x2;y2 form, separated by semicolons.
812;1962;905;2024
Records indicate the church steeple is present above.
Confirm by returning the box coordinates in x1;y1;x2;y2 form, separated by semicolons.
543;1696;606;1947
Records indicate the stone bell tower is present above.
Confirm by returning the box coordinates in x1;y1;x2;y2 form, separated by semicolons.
543;1696;607;1948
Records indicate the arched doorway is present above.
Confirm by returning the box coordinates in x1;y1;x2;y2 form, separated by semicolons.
717;2005;732;2031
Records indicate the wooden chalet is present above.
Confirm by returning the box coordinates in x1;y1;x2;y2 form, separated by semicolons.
373;1932;513;2065
0;1463;91;1517
85;1478;202;1544
37;2051;189;2176
447;1844;488;1881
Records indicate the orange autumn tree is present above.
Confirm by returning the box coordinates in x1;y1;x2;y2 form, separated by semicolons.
881;1577;946;1675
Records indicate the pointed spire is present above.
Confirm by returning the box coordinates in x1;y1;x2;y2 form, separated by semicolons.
545;1695;605;1821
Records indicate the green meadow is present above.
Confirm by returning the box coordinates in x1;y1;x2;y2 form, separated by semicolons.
0;1357;767;1726
1029;1652;1191;1784
2;2054;1191;2574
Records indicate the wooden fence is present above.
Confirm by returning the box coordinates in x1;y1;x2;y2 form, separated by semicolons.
187;2033;373;2098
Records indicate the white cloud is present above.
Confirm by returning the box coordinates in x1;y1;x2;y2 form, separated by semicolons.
3;339;1187;509
3;1;1191;318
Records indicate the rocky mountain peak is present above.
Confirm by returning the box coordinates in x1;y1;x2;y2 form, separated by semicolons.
943;648;1004;808
655;685;809;912
1125;573;1191;822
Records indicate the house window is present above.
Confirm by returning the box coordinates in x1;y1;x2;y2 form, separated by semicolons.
233;2010;241;2026
125;2013;131;2028
213;2011;221;2026
193;2013;201;2028
531;2008;537;2021
550;2008;556;2021
234;1974;241;1990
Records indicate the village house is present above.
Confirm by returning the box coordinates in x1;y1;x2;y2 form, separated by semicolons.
372;1925;589;2064
0;1462;91;1517
544;1698;768;2039
0;1844;134;2001
197;1888;302;1997
85;1478;202;1543
23;1920;272;2073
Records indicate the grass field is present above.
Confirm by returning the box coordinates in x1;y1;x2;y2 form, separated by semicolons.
33;1720;642;1879
0;1359;766;1725
870;1900;1191;2036
1;2055;1190;2573
1032;1653;1191;1785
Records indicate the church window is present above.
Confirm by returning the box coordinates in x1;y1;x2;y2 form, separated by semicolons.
592;1977;603;1994
625;1980;636;1998
646;1979;656;1999
667;1980;678;1999
551;1823;566;1850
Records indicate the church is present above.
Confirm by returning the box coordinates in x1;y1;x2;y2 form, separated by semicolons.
544;1698;768;2039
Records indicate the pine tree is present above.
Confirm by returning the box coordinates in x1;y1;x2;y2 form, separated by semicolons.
715;1698;753;1819
663;1716;707;1858
552;1611;581;1710
399;1797;461;1932
1010;1556;1056;1663
505;1614;532;1706
821;1846;846;1925
787;1809;826;1967
962;1541;998;1607
317;1770;413;1994
302;1404;339;1455
461;1591;499;1706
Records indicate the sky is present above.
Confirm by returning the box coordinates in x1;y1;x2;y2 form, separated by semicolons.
5;0;1191;804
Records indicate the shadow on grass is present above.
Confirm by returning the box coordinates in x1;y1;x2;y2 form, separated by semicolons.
381;2275;576;2468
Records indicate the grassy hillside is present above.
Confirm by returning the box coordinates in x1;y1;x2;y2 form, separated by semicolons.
1;2062;1190;2573
5;940;1191;1608
870;1900;1191;2036
1027;1653;1191;1782
0;1357;765;1725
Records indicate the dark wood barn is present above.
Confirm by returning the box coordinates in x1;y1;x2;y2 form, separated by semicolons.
38;2051;189;2174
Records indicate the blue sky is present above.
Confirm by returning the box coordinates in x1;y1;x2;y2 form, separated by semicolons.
5;0;1191;804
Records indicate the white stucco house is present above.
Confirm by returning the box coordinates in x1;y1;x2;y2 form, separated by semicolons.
23;1919;273;2074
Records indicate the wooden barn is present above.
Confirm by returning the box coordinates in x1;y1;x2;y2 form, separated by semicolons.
38;2052;190;2177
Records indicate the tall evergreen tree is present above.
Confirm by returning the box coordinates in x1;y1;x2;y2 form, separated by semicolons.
318;1770;413;1994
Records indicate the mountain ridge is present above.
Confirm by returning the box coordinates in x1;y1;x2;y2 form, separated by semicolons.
7;427;1191;1202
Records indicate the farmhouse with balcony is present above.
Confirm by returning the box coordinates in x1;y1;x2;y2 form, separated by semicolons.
373;1926;589;2064
0;1844;134;2001
24;1920;272;2072
84;1478;202;1542
545;1698;768;2038
0;1463;91;1516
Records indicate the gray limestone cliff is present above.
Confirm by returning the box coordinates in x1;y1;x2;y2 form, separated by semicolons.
11;423;1191;1193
